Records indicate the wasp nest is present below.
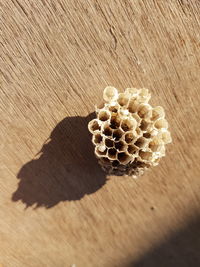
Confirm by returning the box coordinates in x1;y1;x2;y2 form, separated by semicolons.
88;86;172;178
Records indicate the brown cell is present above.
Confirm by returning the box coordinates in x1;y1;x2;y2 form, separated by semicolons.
113;129;124;141
88;119;101;133
103;124;113;136
118;152;131;164
98;110;110;121
121;118;136;131
139;151;152;160
128;144;138;155
125;132;136;144
134;137;147;148
118;93;129;106
115;140;127;151
93;133;103;144
110;114;121;129
108;148;117;160
105;138;114;148
128;97;139;113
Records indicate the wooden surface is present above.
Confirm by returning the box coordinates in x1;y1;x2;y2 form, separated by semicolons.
0;1;200;266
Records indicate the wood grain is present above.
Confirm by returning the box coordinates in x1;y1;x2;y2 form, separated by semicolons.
0;1;200;266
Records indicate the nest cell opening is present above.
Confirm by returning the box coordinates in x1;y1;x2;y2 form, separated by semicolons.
138;104;151;118
108;148;117;159
139;151;152;160
105;138;114;148
88;119;101;132
121;118;136;132
128;98;138;113
98;110;110;121
110;114;121;129
118;152;131;164
93;133;103;144
115;140;127;151
161;131;172;144
154;119;168;129
103;124;113;136
118;93;129;106
149;140;162;152
113;129;124;141
95;147;107;157
151;106;165;121
125;132;135;143
139;120;149;131
128;144;137;155
134;137;147;148
103;86;118;102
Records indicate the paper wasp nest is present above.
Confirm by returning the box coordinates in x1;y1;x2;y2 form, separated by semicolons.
88;87;172;178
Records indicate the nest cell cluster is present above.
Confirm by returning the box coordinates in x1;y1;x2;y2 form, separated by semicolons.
88;87;172;178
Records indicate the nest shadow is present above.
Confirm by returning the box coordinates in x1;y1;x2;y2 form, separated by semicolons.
12;113;107;208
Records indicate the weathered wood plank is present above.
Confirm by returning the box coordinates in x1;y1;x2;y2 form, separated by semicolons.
0;0;200;266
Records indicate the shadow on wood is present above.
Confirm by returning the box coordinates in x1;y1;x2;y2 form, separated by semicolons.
128;214;200;267
12;113;107;208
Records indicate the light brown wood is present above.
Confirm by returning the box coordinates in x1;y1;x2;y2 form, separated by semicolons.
0;1;200;266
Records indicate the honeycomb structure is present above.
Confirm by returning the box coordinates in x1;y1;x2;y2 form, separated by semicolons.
88;86;172;178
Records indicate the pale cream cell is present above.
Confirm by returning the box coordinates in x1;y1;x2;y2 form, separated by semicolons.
103;86;118;102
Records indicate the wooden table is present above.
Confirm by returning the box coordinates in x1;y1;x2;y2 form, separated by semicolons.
1;1;200;266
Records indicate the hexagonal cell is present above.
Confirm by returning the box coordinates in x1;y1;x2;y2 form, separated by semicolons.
88;119;101;133
139;120;149;131
103;123;113;136
92;133;103;145
118;152;131;165
128;97;139;113
139;88;151;103
95;146;107;157
110;114;121;129
105;138;114;148
154;118;168;129
161;131;172;144
115;140;127;151
103;86;118;102
127;144;138;155
109;104;119;113
121;118;137;132
108;148;118;160
149;138;163;152
134;137;147;148
98;110;111;121
113;129;124;141
124;131;136;144
139;151;152;160
117;93;129;106
151;106;165;121
138;104;152;118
